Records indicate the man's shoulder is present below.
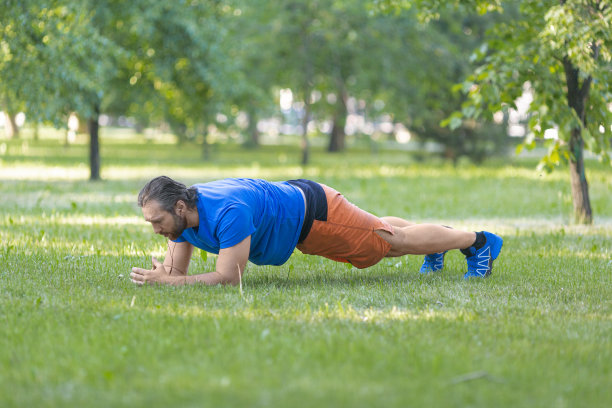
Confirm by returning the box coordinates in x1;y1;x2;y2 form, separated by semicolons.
194;179;264;215
193;178;269;191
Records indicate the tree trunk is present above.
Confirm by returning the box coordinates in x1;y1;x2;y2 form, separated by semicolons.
298;14;314;166
563;56;593;224
301;99;311;166
328;120;345;152
168;119;187;145
568;128;592;223
202;128;210;160
328;87;348;152
243;109;260;149
134;121;145;135
3;111;19;139
33;122;40;141
88;104;101;181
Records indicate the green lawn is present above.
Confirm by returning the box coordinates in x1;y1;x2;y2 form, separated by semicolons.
1;135;611;407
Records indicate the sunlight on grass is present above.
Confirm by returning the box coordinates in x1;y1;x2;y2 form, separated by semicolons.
5;214;142;226
391;218;612;233
57;215;142;226
0;163;312;181
134;303;476;323
0;164;90;180
103;165;312;181
4;151;609;185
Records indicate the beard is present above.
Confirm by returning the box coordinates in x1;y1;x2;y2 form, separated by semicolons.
168;212;187;241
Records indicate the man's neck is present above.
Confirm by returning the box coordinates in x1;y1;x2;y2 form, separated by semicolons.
185;207;199;229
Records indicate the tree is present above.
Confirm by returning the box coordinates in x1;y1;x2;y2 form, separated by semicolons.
264;0;393;158
313;2;370;153
269;0;323;165
2;0;238;177
359;6;508;163
262;0;507;160
377;0;612;223
224;1;280;149
105;2;239;158
1;0;115;180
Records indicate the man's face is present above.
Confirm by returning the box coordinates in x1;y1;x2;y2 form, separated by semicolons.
142;200;186;241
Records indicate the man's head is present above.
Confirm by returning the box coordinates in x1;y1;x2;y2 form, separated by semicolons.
137;176;198;240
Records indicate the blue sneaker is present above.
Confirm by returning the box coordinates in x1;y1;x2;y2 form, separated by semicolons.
463;232;503;279
419;251;447;274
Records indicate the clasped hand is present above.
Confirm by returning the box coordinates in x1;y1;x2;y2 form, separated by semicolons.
131;257;173;285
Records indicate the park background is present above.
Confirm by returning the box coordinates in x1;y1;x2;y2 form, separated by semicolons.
1;1;611;407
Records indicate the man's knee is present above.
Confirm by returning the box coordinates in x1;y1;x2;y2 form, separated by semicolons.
375;228;402;257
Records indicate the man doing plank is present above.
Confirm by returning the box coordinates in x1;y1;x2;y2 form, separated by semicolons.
130;176;503;285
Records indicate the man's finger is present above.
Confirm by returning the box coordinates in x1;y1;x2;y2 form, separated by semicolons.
131;267;149;274
152;256;162;269
130;272;144;284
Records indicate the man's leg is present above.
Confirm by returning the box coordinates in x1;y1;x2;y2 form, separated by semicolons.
382;217;449;273
376;224;476;256
376;224;503;278
380;216;414;228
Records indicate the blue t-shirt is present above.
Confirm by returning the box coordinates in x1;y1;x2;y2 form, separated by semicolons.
173;178;305;265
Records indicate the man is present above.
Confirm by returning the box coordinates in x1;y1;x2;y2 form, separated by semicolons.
130;176;503;286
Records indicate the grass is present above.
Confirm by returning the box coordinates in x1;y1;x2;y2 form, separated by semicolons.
0;133;611;407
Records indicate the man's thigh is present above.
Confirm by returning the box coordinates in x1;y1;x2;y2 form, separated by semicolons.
296;185;394;268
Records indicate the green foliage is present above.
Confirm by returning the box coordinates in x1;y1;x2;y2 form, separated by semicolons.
1;0;242;148
98;1;242;146
385;0;612;168
477;1;609;168
374;0;611;223
374;10;509;162
219;1;284;146
2;0;514;163
234;0;508;162
0;0;112;123
373;0;504;20
4;0;609;172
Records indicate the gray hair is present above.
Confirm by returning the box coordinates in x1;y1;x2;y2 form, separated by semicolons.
137;176;198;212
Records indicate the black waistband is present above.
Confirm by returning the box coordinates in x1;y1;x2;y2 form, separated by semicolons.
287;179;328;243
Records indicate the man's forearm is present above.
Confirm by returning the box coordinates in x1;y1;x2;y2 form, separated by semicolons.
168;271;239;286
161;237;248;286
164;261;187;276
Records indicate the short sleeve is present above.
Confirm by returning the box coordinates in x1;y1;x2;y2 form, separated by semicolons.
171;235;186;243
216;204;256;249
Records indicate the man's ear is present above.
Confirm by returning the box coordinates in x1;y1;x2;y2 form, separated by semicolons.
175;200;186;215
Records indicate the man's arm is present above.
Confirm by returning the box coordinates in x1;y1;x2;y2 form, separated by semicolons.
180;235;250;285
130;236;251;286
163;240;194;276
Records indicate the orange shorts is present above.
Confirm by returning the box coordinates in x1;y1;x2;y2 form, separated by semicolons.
296;185;394;269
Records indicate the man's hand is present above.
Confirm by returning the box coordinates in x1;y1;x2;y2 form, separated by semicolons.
129;236;251;286
131;256;182;286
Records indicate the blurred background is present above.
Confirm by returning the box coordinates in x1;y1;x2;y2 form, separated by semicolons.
0;1;529;165
0;0;610;222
